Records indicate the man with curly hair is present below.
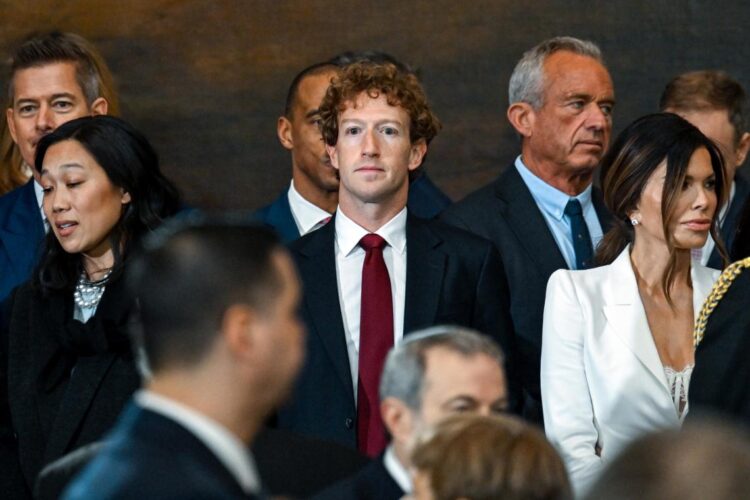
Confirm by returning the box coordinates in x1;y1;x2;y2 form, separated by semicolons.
277;61;516;457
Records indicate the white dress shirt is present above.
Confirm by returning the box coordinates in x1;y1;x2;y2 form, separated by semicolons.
135;390;262;495
287;180;333;236
383;444;412;493
33;179;49;233
335;207;407;400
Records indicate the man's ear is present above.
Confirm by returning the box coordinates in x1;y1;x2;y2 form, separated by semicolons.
326;143;339;170
277;116;294;150
221;304;255;361
6;108;18;144
408;139;427;172
507;102;535;138
735;132;750;167
90;97;108;116
380;397;414;445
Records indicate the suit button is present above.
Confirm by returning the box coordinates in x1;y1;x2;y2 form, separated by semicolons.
345;418;354;429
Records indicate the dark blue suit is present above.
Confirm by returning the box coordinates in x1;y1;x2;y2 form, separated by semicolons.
277;214;517;448
708;172;750;268
441;165;612;425
311;454;403;500
62;404;260;499
256;173;451;243
0;180;45;304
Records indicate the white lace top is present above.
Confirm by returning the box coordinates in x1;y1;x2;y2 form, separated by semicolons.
664;364;693;422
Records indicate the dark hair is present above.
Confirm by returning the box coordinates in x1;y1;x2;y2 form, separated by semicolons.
596;113;727;301
129;220;284;372
34;115;180;292
319;61;441;147
283;61;337;117
412;413;571;500
660;70;747;143
585;420;750;500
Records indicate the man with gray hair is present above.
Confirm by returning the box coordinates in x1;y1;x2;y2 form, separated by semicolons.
312;326;508;499
442;36;614;425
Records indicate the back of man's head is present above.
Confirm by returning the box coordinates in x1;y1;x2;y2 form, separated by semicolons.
7;31;119;114
130;220;284;374
379;326;504;410
509;36;604;109
660;70;747;143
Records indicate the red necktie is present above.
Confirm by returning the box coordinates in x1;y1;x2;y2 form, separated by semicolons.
357;233;393;457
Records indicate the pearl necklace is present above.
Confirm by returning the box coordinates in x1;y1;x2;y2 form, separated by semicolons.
74;270;112;309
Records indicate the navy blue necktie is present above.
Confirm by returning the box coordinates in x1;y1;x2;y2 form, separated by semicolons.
564;199;594;270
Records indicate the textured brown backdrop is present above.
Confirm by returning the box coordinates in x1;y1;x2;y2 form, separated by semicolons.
1;0;748;209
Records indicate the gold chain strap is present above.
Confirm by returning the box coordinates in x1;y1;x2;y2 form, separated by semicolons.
694;257;750;347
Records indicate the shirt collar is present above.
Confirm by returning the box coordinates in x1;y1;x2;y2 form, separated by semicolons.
287;180;334;235
383;444;412;493
33;179;44;210
135;390;262;495
335;207;408;257
515;155;594;220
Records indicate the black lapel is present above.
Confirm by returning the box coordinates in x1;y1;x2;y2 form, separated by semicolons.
495;167;569;277
592;185;613;234
264;190;301;244
403;216;445;333
292;217;353;395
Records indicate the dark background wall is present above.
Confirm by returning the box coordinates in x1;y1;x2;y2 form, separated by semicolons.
1;0;747;209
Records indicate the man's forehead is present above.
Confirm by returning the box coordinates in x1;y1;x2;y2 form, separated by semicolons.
295;70;337;110
543;52;613;90
12;61;85;100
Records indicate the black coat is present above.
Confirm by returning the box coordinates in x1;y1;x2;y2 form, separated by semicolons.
311;454;403;500
0;275;140;499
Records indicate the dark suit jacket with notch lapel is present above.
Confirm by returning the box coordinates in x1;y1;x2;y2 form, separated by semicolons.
690;269;750;423
62;403;259;499
311;454;403;500
256;173;452;244
0;275;140;498
277;213;516;448
0;180;45;305
441;164;612;425
711;171;750;267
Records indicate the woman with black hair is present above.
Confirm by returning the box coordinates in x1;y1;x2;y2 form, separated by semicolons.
541;113;725;496
0;115;180;497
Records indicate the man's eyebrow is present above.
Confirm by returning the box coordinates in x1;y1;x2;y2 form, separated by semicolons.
305;109;321;119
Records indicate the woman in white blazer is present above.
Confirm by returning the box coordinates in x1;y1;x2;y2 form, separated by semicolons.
541;113;726;496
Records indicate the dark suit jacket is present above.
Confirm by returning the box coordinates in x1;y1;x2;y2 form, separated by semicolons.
61;404;259;499
0;276;140;499
708;172;750;268
277;213;516;448
441;164;612;425
257;173;452;243
690;269;750;424
0;180;45;304
311;454;403;500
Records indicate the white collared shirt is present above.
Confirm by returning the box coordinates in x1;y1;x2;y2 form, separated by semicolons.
335;207;407;400
33;179;49;233
696;180;735;266
383;444;412;493
287;180;333;236
135;390;262;495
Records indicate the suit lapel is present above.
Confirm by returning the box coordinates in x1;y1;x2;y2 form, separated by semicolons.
592;186;613;234
0;181;45;283
294;218;353;394
264;191;301;243
601;250;670;393
403;216;445;333
495;167;568;277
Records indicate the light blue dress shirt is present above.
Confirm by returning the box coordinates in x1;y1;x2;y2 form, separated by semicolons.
515;156;603;270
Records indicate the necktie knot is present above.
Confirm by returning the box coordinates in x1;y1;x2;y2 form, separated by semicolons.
359;233;387;252
564;198;583;216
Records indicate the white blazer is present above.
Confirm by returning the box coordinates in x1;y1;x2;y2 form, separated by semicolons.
540;247;719;496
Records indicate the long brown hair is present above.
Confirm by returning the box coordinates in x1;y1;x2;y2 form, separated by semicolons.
596;112;727;303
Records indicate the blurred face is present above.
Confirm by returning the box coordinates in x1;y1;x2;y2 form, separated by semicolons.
417;347;507;429
669;108;749;182
526;51;614;174
411;470;435;500
7;62;106;178
254;251;305;406
631;147;717;251
40;140;130;266
328;92;426;212
278;69;340;194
